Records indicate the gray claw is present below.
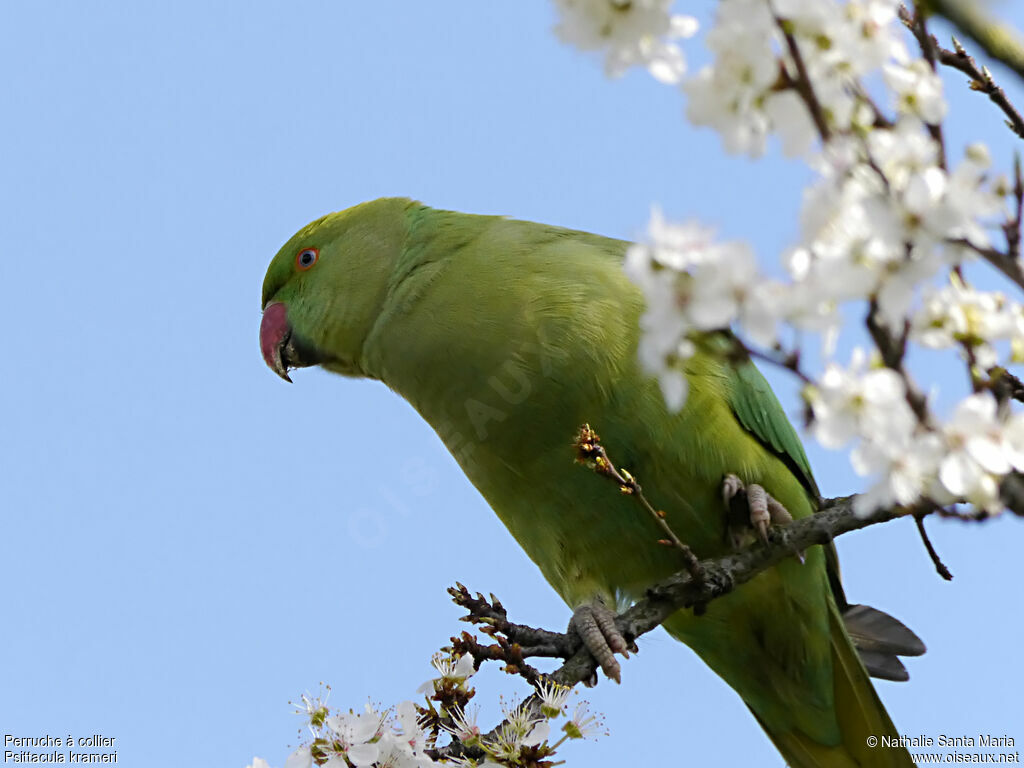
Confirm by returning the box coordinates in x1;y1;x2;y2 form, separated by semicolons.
569;600;627;684
721;475;802;561
746;483;770;543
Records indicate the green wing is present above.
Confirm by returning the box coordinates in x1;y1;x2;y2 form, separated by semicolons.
719;342;928;678
725;347;821;504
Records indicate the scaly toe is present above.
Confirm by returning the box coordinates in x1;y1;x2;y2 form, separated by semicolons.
721;475;799;557
569;601;627;684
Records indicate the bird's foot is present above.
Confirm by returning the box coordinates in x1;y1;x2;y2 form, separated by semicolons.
721;474;802;561
568;599;628;684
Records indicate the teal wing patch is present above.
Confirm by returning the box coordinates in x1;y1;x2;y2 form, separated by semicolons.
727;354;821;503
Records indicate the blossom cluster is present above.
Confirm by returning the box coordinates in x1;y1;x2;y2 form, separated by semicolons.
807;353;1024;513
279;693;435;768
913;276;1024;368
552;0;698;83
247;655;604;768
560;0;1024;515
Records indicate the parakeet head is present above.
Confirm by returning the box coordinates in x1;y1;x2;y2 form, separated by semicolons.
259;197;414;381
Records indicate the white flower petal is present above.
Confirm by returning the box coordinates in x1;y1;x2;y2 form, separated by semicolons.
346;743;380;767
939;453;977;496
523;721;551;747
966;435;1011;475
659;370;688;411
284;747;312;768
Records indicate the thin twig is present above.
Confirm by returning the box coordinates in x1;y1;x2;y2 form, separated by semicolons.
574;424;705;583
906;4;948;167
903;0;1024;142
1000;473;1024;517
853;85;895;131
986;366;1024;407
903;0;1024;141
434;494;915;762
927;0;1024;84
449;584;573;658
721;333;814;386
1008;154;1024;261
436;478;1024;761
778;26;832;141
521;496;914;690
451;631;545;687
865;300;932;426
434;393;1024;762
950;237;1024;293
914;511;954;580
899;5;1024;296
934;35;1024;140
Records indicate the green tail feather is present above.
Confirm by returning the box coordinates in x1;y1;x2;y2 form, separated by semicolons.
755;602;915;768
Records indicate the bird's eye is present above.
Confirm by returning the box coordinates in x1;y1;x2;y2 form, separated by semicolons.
296;248;319;271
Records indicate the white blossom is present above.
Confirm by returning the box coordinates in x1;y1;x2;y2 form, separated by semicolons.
826;0;906;72
487;723;526;763
324;706;384;767
294;690;330;727
788;124;1006;328
375;705;438;768
851;431;946;515
536;679;573;718
623;213;707;409
867;119;940;186
553;0;697;82
523;720;551;747
939;392;1024;512
441;704;482;745
283;747;311;768
913;277;1023;368
562;702;606;740
805;349;915;448
417;652;476;694
625;209;789;409
884;59;947;124
684;0;915;153
679;1;774;154
682;0;777;155
944;143;1007;247
502;696;545;741
763;90;818;157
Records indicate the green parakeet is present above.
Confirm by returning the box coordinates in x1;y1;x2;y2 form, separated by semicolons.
260;198;924;768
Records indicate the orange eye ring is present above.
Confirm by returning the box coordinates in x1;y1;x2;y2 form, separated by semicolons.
296;247;319;271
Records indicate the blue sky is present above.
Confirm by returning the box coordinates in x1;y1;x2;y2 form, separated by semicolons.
2;2;1023;767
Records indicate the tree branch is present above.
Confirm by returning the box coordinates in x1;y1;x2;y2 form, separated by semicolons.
433;494;912;762
437;469;1024;762
913;510;954;580
573;424;705;584
987;366;1024;407
777;24;832;141
950;237;1024;294
902;5;1024;142
557;495;912;683
938;37;1024;140
908;4;949;167
925;0;1024;83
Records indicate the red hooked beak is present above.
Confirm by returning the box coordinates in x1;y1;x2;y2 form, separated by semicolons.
260;302;293;382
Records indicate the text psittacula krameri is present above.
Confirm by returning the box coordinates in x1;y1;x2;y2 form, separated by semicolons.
260;198;924;768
